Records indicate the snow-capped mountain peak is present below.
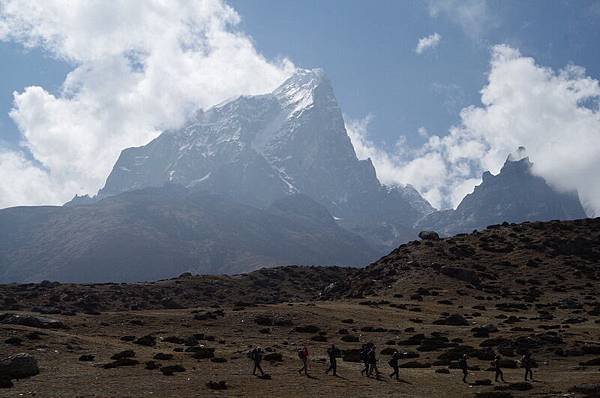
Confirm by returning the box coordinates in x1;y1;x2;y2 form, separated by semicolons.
273;68;330;117
96;67;434;251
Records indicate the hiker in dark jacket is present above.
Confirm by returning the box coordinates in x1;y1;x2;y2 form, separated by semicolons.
389;351;401;381
522;351;533;381
459;354;469;383
325;344;340;376
368;345;381;379
250;347;265;376
360;344;370;376
492;355;505;382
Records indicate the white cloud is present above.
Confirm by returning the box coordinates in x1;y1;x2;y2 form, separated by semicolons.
348;45;600;216
0;0;295;208
427;0;494;38
415;33;441;54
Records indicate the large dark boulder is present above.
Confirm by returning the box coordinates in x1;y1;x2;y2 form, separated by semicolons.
418;231;440;241
0;354;39;379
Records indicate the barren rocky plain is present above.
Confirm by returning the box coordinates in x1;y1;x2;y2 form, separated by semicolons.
1;217;600;397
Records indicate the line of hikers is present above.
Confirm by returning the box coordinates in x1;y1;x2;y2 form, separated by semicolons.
249;343;536;383
457;351;535;384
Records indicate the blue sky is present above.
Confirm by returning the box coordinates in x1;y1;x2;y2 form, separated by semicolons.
1;0;600;213
4;1;600;149
230;0;600;148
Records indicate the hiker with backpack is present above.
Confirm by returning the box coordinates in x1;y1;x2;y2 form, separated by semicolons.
250;346;265;377
492;354;505;382
297;345;309;376
368;344;381;379
459;354;469;383
325;344;340;376
522;351;534;381
360;344;370;376
388;350;401;381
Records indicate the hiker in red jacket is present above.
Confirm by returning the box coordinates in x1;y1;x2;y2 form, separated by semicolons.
297;346;309;376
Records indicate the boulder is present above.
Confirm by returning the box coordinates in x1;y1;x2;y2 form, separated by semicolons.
507;382;533;391
134;335;157;347
207;381;227;390
419;231;440;241
189;347;215;359
102;358;139;369
0;353;39;379
160;364;185;376
153;353;173;361
111;350;135;360
569;384;600;394
433;314;469;326
0;313;66;329
145;361;161;370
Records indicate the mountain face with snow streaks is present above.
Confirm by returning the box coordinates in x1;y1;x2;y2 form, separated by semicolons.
98;69;434;249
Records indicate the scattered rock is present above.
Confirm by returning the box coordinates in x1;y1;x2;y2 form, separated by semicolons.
341;335;359;342
294;325;320;333
207;380;227;390
506;382;533;391
189;347;215;360
145;361;161;370
111;350;136;360
102;358;139;369
160;365;186;376
134;335;156;347
569;384;600;394
433;314;469;326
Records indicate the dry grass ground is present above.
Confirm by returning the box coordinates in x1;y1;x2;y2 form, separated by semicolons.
2;297;600;397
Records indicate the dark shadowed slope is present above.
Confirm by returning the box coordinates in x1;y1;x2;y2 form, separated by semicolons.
332;217;600;300
0;185;377;283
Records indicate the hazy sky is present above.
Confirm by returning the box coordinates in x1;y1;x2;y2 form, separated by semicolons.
1;0;600;214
